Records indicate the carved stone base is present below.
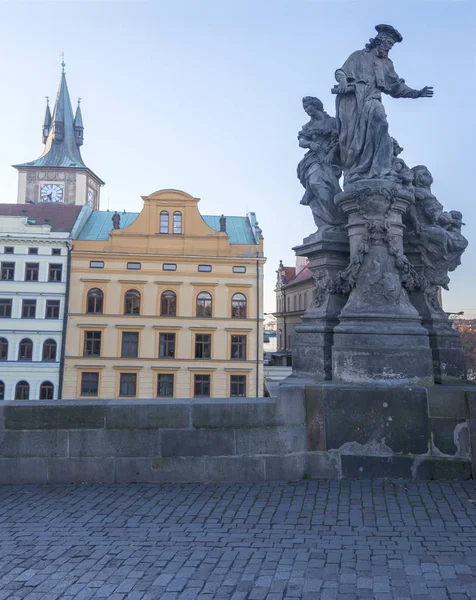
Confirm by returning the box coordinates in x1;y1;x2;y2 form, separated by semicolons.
292;230;349;380
332;180;434;386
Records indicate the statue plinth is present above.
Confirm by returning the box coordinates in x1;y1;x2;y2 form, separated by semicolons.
292;230;349;380
331;180;434;385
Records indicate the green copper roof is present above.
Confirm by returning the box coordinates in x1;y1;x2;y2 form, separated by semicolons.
14;68;87;170
76;211;259;244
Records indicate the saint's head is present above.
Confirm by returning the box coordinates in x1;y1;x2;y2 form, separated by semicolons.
302;96;324;118
366;24;403;58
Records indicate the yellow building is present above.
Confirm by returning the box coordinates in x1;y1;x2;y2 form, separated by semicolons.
63;189;265;399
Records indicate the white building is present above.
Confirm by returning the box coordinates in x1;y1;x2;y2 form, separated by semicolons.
0;204;83;400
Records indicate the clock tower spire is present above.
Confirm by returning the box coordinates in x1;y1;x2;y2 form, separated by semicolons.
13;61;104;208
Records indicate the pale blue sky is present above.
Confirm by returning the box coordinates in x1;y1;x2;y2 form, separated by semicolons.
0;0;474;314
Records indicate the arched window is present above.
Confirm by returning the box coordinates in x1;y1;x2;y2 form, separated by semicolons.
87;288;103;314
39;381;54;400
18;338;33;361
42;339;57;361
124;289;141;315
161;290;176;316
0;380;4;400
196;291;212;318
173;211;182;234
15;381;29;400
159;211;169;234
231;293;247;319
0;337;8;360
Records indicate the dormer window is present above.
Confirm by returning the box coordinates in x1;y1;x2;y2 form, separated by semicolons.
173;211;182;234
159;211;169;234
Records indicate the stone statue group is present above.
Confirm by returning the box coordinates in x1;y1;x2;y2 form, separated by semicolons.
298;24;467;295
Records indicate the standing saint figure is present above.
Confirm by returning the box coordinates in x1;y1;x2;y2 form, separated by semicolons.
297;96;345;231
334;24;433;185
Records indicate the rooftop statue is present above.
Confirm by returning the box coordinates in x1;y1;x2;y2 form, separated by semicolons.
297;96;345;231
333;24;433;186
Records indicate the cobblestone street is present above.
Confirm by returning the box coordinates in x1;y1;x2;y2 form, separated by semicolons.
0;481;475;599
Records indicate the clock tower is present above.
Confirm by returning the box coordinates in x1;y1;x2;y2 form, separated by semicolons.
13;61;104;209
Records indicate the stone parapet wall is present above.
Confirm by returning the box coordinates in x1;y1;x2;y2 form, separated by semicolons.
0;385;475;483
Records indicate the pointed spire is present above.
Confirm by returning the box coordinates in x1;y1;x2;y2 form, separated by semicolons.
74;98;84;147
42;97;52;144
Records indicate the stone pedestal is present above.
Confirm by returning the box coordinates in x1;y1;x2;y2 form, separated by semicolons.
332;181;434;385
291;230;349;380
405;246;467;383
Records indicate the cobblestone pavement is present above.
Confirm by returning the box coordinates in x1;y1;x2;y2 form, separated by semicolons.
0;481;476;599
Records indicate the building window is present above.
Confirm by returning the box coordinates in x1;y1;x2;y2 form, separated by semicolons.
231;335;247;360
195;334;211;359
293;296;297;311
42;339;57;361
15;381;30;400
28;248;38;255
0;299;12;318
18;339;33;361
119;373;137;397
304;291;308;308
160;290;176;316
173;211;182;234
39;381;54;400
21;299;36;319
80;372;99;396
287;297;290;312
1;262;14;281
230;375;246;397
159;211;169;234
163;263;177;271
198;265;212;272
87;288;103;314
0;337;7;360
159;333;176;358
298;294;302;311
4;247;14;254
51;248;61;256
25;263;39;281
127;262;141;270
233;266;246;273
194;374;210;397
0;380;4;400
45;300;60;319
196;292;212;317
157;374;174;397
90;261;104;269
48;264;63;282
83;331;101;356
124;289;141;315
121;332;139;358
231;293;247;318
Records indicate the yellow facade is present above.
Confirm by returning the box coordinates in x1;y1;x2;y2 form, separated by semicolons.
63;190;265;399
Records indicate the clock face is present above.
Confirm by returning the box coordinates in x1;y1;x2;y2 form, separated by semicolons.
40;183;64;203
87;189;95;208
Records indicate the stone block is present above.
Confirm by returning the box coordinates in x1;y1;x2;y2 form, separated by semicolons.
206;456;265;482
0;458;47;484
192;399;278;428
265;454;305;481
68;429;161;457
161;429;234;457
105;400;189;429
304;386;326;451
235;427;305;455
47;458;114;484
306;451;341;479
116;457;207;483
4;402;105;430
276;383;306;425
430;418;469;457
324;385;429;455
427;386;468;418
0;430;67;458
415;457;472;480
341;455;414;479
